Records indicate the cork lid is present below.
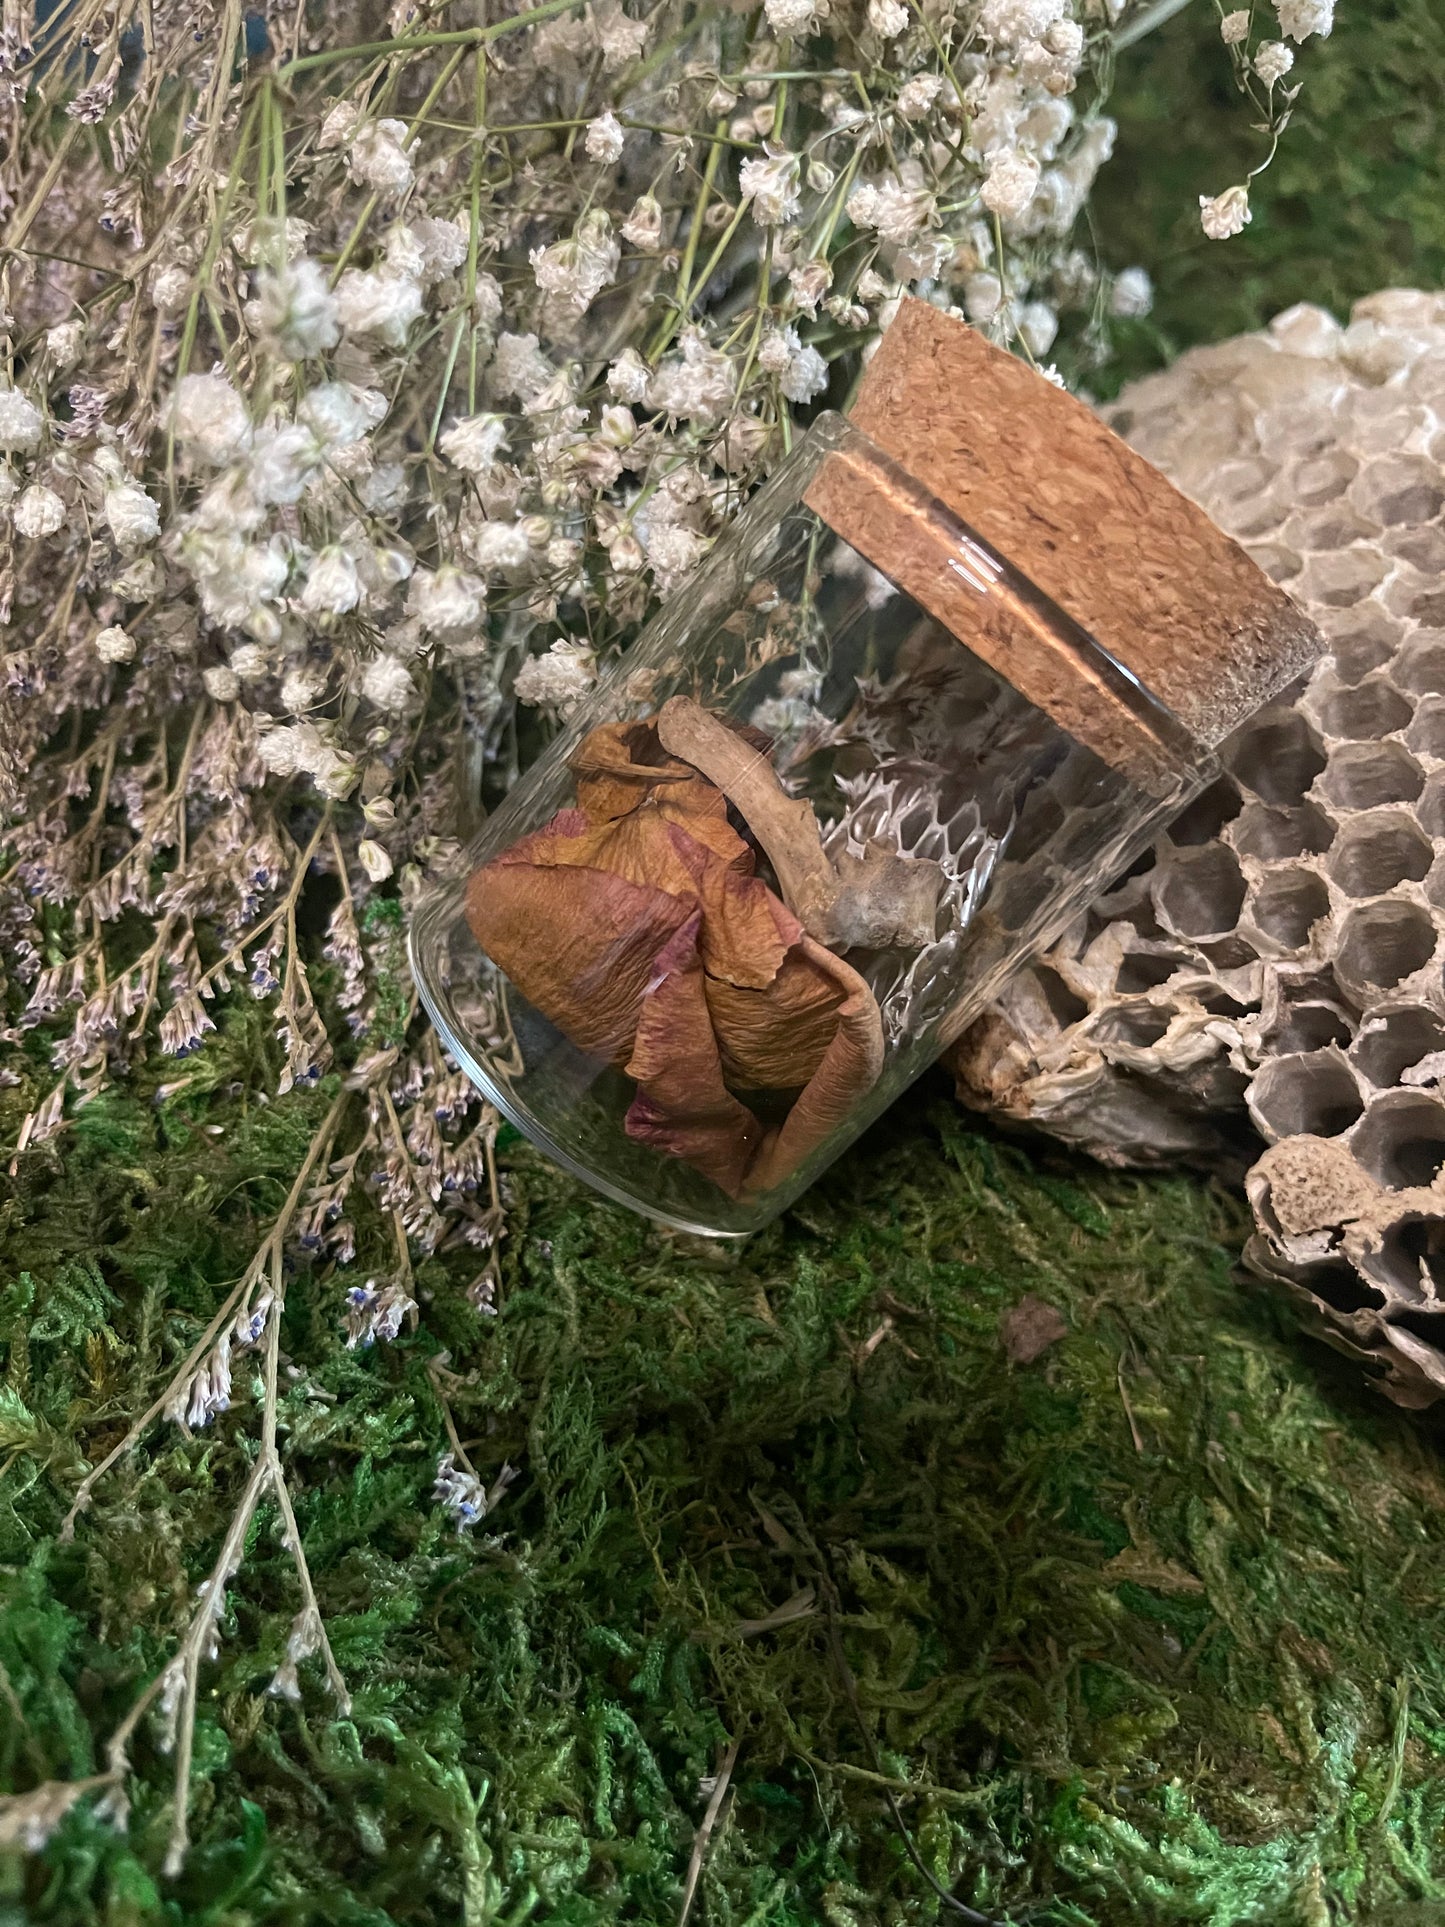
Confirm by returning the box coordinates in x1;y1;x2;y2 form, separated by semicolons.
803;298;1322;783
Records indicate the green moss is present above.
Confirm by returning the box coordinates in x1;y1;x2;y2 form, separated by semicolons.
5;1052;1445;1923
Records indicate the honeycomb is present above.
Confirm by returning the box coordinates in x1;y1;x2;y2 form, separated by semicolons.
951;290;1445;1407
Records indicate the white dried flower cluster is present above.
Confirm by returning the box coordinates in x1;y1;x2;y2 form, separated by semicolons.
512;638;598;714
1206;0;1327;238
1254;40;1295;85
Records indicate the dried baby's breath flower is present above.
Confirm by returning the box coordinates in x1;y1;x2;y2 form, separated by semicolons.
13;485;65;537
347;118;415;195
513;638;597;713
104;480;160;551
981;149;1042;220
174;374;252;465
95;624;137;663
1274;0;1332;39
739;150;802;226
361;654;416;712
247;260;341;361
584;111;626;164
0;386;43;451
1254;40;1295;84
1199;184;1252;240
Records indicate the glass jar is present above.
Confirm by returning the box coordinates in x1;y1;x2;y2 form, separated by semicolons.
410;308;1319;1235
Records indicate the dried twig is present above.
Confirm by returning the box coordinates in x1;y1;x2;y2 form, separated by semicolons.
1;1092;357;1874
61;1089;349;1537
677;1738;739;1927
656;697;943;950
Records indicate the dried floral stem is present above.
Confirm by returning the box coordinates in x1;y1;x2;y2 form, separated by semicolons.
160;1243;350;1878
61;1090;349;1538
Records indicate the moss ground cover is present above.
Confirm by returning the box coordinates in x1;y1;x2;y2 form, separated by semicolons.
5;1026;1445;1923
8;5;1445;1919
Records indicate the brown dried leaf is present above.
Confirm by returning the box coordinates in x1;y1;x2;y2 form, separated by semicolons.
1000;1294;1068;1365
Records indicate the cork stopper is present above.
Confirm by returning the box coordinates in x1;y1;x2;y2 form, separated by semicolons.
803;298;1323;781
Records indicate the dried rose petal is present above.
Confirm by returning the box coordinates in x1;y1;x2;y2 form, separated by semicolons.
465;716;883;1195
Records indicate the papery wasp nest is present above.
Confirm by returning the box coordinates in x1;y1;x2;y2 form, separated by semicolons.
951;290;1445;1407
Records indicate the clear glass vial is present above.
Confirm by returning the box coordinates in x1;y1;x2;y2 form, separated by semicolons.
411;302;1320;1235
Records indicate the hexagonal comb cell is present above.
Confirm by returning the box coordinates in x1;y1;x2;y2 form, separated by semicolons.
1274;1004;1354;1057
1352;1009;1445;1089
1248;868;1331;951
1226;710;1326;806
1327;814;1434;898
1154;845;1247;941
1321;742;1425;811
1351;457;1445;527
1335;900;1437;996
1231;801;1334;862
953;291;1445;1404
1249;1050;1365;1142
1366;1218;1445;1302
1351;1092;1445;1190
1316;679;1413;741
1405;701;1445;762
1393;636;1445;698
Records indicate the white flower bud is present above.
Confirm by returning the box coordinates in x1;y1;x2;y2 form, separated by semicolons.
150;264;192;312
357;839;394;882
95;624;136;663
1018;300;1059;358
173;372;252;465
228;643;272;682
281;667;326;711
980;149;1041;220
584;111;626;164
203;665;241;701
0;385;44;452
962;272;1004;321
45;320;86;367
1274;0;1332;41
597;404;636;449
248;258;340;360
408;566;484;637
896;74;942;121
439;413;509;473
739;151;802;227
607;348;651;405
360;652;416;711
512;638;596;714
1253;39;1295;83
347;118;414;195
334;269;423;348
620;193;663;252
301;547;362;616
767;0;823;34
1109;266;1153;318
13;484;65;537
1199;184;1251;241
104;480;160;552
